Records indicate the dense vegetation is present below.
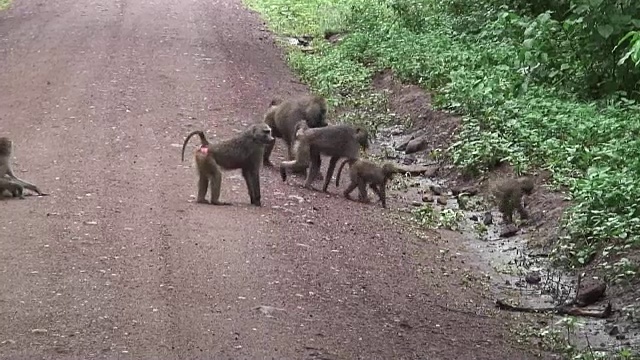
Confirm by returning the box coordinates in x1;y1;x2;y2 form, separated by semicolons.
245;0;640;278
0;0;11;11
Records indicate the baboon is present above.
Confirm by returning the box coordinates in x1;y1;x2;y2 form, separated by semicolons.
491;177;535;224
575;282;606;307
279;120;310;181
0;137;47;196
0;178;24;199
262;95;328;172
302;124;370;192
335;159;403;208
181;123;275;206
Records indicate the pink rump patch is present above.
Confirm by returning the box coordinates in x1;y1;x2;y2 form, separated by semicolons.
198;145;209;155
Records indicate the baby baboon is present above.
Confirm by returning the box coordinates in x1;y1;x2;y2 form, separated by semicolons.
181;123;274;206
262;95;328;170
0;137;47;196
303;124;370;192
0;178;24;199
335;159;403;208
491;177;535;224
279;120;310;181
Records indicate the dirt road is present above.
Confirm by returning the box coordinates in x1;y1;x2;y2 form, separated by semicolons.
0;0;547;359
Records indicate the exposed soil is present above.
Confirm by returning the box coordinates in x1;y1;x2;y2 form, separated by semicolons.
372;69;460;156
0;0;559;359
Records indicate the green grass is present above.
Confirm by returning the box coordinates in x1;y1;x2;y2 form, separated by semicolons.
245;0;352;36
0;0;11;11
244;0;640;279
245;0;369;99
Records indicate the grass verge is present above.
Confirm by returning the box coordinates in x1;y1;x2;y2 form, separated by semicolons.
243;0;640;281
0;0;11;11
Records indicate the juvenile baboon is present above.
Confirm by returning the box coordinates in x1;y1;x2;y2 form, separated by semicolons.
0;137;47;196
181;123;275;206
302;124;370;192
262;95;328;171
0;178;24;199
279;120;310;181
491;177;535;224
335;159;403;208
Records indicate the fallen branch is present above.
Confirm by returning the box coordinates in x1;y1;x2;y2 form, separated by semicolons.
526;252;549;258
495;299;612;319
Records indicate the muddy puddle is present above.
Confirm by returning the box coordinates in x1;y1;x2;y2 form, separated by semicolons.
370;124;640;355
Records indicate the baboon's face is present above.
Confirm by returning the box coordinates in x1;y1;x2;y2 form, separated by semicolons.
252;124;275;145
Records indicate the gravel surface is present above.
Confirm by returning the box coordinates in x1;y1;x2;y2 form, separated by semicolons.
0;0;550;358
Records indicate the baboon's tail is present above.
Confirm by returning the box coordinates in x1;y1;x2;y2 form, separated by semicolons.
335;159;351;187
181;130;209;162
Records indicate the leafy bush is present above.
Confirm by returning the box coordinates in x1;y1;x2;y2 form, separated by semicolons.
245;0;640;271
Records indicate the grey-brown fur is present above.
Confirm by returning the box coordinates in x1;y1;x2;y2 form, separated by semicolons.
301;124;370;192
0;137;47;196
491;177;535;224
262;95;328;174
279;120;310;181
181;123;275;206
336;159;402;208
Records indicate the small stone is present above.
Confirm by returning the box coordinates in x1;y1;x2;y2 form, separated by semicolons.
429;185;445;196
402;165;433;176
482;212;493;226
405;136;429;154
402;157;415;165
499;224;519;238
395;137;412;152
607;325;620;336
436;196;447;206
288;195;305;203
254;305;285;316
452;186;478;197
576;281;607;306
525;272;541;285
54;346;70;354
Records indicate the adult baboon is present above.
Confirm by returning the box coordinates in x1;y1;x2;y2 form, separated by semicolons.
181;124;275;206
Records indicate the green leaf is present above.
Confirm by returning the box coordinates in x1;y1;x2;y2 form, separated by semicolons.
597;24;614;39
618;50;633;66
523;38;534;49
573;4;590;14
